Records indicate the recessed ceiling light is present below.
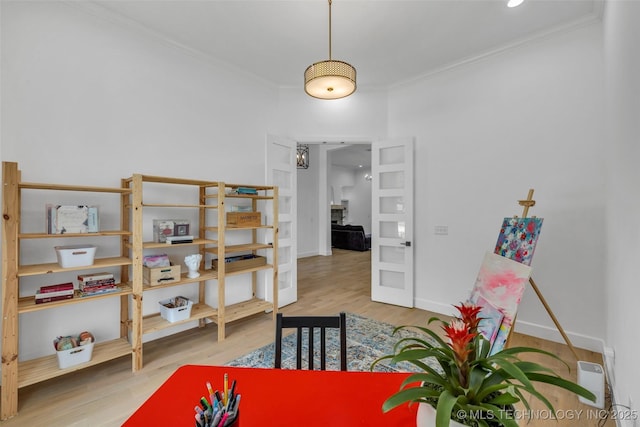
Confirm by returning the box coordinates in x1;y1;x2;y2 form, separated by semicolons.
507;0;524;7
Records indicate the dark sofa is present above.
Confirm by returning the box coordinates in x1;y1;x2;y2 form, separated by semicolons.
331;224;371;251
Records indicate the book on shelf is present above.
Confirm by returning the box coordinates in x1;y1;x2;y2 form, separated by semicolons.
80;284;117;294
79;278;116;290
79;279;116;290
35;288;75;299
235;187;258;195
230;205;252;212
79;287;120;297
35;294;74;304
165;235;194;244
77;272;114;282
39;282;74;293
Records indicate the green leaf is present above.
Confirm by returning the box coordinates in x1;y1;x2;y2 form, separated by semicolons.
487;393;519;405
483;403;519;427
382;387;439;413
495;347;571;371
399;373;447;389
527;372;597;402
468;366;490;397
436;389;459;427
513;360;557;375
488;358;534;389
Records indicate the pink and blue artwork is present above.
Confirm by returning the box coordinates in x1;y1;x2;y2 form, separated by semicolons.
494;217;543;266
471;294;504;350
470;252;532;355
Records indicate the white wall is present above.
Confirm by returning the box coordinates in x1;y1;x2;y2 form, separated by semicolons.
1;1;278;359
277;86;388;140
342;167;372;233
328;163;372;233
603;0;640;419
387;23;606;350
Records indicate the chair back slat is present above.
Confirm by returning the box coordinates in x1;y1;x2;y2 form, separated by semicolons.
274;312;347;371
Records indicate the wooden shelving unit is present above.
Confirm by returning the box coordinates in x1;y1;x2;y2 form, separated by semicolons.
123;174;278;370
1;161;134;420
0;163;279;419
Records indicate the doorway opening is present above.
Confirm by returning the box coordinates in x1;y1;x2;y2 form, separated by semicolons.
296;141;372;258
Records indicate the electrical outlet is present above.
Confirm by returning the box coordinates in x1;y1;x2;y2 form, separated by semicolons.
434;225;448;235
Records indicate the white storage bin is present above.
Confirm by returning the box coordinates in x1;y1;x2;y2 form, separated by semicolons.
54;245;96;268
159;297;193;323
56;342;94;369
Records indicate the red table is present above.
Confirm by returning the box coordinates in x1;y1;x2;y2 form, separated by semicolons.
123;365;418;426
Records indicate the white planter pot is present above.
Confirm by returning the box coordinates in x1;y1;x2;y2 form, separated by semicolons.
416;402;467;427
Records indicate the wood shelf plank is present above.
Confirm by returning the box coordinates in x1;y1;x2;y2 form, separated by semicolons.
142;270;218;291
19;230;132;239
141;203;218;209
137;174;219;187
142;238;215;249
210;298;273;324
204;243;272;254
19;182;132;194
224;194;273;200
17;257;132;277
18;285;133;313
205;225;273;232
223;264;273;277
17;338;132;388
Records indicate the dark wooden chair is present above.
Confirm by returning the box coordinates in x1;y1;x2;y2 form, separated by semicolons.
274;312;347;371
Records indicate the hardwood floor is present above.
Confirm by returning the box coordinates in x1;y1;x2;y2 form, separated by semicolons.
1;249;613;426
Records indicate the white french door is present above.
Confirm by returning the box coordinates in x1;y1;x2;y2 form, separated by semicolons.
371;138;415;307
265;134;297;307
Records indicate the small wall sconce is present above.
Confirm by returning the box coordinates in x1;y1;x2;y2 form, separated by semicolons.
297;144;310;169
364;173;373;182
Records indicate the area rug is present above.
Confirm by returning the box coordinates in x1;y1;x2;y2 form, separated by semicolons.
225;312;440;373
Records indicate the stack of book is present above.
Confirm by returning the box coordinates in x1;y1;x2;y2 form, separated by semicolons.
77;272;119;297
35;282;75;304
166;235;194;244
235;187;258;195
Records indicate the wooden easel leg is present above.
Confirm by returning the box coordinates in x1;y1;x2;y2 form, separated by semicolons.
529;277;580;360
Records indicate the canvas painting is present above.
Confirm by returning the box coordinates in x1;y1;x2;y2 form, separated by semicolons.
471;294;504;350
494;217;543;266
470;252;532;355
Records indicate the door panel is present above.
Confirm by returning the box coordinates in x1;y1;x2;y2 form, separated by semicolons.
265;135;297;307
371;138;414;307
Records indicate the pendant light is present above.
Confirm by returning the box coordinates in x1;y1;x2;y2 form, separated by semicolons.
304;0;356;99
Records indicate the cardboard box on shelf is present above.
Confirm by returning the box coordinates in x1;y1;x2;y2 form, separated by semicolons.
226;212;261;227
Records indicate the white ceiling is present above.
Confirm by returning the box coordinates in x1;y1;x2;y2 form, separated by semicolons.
328;144;372;169
87;0;602;89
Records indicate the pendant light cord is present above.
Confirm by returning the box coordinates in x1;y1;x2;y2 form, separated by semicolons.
328;0;332;60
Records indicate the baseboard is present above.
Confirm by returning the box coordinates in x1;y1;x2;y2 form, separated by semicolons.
297;250;320;259
511;319;604;353
414;297;457;318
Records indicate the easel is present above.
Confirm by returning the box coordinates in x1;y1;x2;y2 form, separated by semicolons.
509;189;580;360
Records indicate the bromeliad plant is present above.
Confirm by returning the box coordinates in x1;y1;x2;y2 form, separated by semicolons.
371;303;596;427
